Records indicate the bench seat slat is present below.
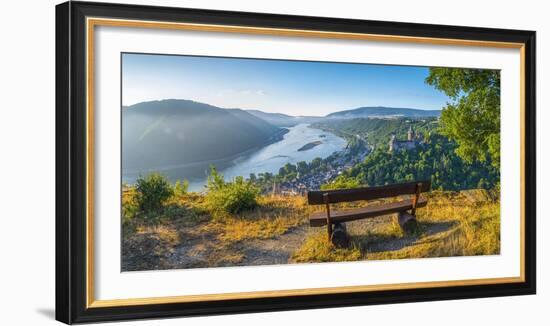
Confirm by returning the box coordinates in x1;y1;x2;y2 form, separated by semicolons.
307;181;431;205
309;198;428;227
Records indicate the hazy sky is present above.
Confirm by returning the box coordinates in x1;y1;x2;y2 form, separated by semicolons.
122;53;450;116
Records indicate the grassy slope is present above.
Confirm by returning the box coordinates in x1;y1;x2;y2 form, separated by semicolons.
122;189;499;270
122;192;309;270
292;190;500;262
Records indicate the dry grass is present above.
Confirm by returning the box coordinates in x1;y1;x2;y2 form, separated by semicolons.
122;224;182;271
292;190;500;262
135;224;180;245
122;193;310;270
201;195;308;243
292;233;362;263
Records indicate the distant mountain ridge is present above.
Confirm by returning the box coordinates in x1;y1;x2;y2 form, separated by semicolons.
122;99;284;172
326;106;441;119
245;106;442;125
246;109;322;127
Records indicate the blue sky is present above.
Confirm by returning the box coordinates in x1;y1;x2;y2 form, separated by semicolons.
122;53;450;116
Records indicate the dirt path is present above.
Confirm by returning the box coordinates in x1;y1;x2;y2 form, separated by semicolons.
237;225;309;266
163;224;309;270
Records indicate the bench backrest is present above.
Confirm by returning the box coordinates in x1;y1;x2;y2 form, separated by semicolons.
307;180;431;205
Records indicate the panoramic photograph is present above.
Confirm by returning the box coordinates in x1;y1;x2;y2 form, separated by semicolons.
121;53;501;272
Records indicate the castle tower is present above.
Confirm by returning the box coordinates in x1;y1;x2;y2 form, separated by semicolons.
407;126;415;141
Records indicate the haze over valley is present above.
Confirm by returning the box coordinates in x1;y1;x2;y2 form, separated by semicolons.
122;99;441;190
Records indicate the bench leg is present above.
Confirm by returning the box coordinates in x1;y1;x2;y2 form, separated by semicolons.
397;211;418;233
331;222;350;248
327;223;333;242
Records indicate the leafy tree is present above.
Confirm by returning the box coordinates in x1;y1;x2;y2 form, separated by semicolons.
258;172;273;183
310;157;322;170
279;163;297;176
278;162;298;181
426;68;500;168
296;161;308;175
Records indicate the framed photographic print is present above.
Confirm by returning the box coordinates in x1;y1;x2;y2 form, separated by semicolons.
55;1;536;324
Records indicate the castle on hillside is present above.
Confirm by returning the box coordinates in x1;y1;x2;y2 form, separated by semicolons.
389;126;421;152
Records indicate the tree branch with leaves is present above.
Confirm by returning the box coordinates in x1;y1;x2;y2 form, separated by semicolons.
426;68;500;168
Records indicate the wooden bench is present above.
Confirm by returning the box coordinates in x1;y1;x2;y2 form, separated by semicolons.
307;181;431;246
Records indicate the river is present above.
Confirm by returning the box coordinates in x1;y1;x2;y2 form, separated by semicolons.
123;124;347;191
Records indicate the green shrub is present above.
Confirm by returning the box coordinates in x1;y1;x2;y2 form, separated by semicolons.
205;167;259;214
122;199;139;224
206;165;225;191
173;179;189;197
321;175;361;190
135;173;173;215
122;190;139;226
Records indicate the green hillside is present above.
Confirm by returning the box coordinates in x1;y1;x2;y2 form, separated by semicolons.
122;99;285;171
312;117;438;148
334;134;499;191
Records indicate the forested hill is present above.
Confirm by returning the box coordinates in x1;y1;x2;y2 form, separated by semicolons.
311;116;498;191
122;99;284;170
335;133;499;191
326;106;441;119
312;117;439;148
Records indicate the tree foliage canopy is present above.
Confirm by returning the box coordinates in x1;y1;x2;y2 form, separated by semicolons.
333;134;498;191
426;68;500;168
